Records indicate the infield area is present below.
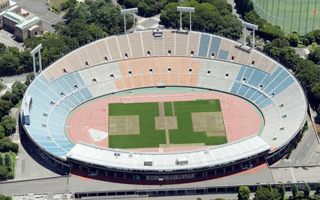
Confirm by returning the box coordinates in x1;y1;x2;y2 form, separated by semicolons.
108;100;227;149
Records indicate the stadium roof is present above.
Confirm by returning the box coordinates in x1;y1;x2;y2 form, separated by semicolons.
66;136;270;171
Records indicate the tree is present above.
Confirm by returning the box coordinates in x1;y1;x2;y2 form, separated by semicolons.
238;186;250;200
0;100;12;119
4;154;10;171
1;116;16;136
0;194;12;200
303;183;310;198
292;184;298;199
315;183;320;195
253;187;281;200
278;184;285;200
287;33;300;47
234;0;254;16
0;125;4;139
0;138;19;153
160;0;242;40
308;46;320;65
0;50;20;76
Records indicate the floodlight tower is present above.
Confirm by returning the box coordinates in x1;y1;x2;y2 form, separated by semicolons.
30;44;43;77
121;8;138;33
242;21;258;49
177;6;195;31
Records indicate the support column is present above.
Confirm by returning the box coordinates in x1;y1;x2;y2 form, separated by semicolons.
38;51;42;72
133;15;136;32
124;14;127;33
189;12;192;31
32;54;36;77
180;11;183;31
252;29;255;49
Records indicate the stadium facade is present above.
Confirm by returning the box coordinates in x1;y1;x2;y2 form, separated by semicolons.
20;30;308;184
252;0;320;35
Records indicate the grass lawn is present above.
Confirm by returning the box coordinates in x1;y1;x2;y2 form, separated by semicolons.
253;0;320;34
50;0;67;10
108;102;166;148
166;100;227;145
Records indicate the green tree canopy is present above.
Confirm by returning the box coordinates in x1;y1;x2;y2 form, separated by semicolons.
0;125;4;139
1;116;16;136
308;46;320;65
253;187;281;200
238;186;250;200
160;0;242;40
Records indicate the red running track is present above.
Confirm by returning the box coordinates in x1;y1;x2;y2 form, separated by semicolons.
66;91;264;152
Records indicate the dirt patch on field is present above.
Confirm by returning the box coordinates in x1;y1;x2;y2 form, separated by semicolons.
192;112;225;136
155;116;178;130
108;115;140;135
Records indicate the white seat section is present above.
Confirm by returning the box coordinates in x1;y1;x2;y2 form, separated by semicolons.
175;32;188;56
63;51;83;72
264;57;278;73
44;59;66;80
85;42;104;66
228;41;250;64
153;36;164;56
163;31;175;55
105;36;122;61
74;46;91;68
141;31;155;56
94;39;112;62
117;34;132;59
188;32;200;56
128;32;144;58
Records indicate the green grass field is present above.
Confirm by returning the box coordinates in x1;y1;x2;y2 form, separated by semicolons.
253;0;320;34
166;100;227;145
108;100;227;149
109;102;166;148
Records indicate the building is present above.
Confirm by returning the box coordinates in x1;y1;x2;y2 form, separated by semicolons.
0;0;43;42
252;0;320;35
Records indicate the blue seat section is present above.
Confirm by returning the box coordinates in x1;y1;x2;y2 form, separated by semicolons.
218;50;229;60
250;90;263;101
244;87;256;98
36;75;60;102
80;88;93;100
73;72;86;87
230;64;296;109
238;84;250;96
236;66;246;81
248;69;268;87
271;76;294;96
255;94;268;105
23;72;94;158
230;82;241;93
243;67;254;80
260;67;283;88
263;70;290;94
259;98;272;109
198;34;210;57
208;36;221;57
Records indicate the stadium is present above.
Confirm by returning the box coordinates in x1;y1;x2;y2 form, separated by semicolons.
20;29;308;184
